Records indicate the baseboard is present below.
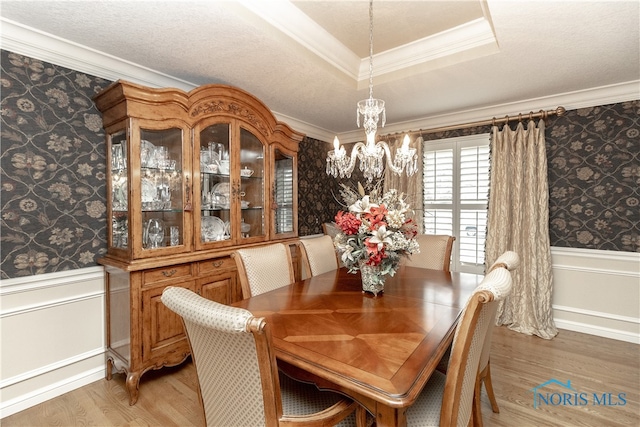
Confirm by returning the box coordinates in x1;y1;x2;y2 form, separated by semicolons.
0;363;105;419
554;316;640;344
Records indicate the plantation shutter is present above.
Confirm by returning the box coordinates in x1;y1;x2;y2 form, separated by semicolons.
423;135;490;273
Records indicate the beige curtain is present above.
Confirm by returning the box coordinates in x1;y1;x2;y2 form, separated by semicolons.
486;120;557;339
383;136;424;233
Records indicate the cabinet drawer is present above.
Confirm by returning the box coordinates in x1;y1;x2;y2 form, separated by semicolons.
198;257;235;275
143;264;193;285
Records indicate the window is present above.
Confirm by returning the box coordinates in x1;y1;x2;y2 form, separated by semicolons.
423;134;490;273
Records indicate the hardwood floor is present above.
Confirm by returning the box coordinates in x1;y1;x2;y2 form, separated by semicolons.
2;327;638;426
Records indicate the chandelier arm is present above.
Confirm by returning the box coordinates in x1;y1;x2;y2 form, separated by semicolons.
348;142;366;172
377;141;404;175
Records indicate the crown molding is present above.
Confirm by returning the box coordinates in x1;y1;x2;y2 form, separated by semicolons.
237;0;361;81
0;18;197;90
360;18;499;89
2;18;637;145
338;80;640;143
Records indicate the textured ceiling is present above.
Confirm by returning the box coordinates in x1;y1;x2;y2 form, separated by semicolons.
1;0;638;139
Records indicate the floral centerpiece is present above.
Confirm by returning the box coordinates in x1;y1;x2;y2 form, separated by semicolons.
333;183;419;295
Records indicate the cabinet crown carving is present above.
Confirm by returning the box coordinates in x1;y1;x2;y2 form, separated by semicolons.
190;101;268;136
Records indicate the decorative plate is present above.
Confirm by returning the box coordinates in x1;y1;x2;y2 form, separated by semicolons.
141;178;157;202
212;182;230;197
140;140;156;168
201;216;225;242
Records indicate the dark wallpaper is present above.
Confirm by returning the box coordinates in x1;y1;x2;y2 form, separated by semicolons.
1;49;638;279
1;51;112;278
545;102;639;251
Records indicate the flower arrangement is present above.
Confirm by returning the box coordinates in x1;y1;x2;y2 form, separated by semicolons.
333;183;419;289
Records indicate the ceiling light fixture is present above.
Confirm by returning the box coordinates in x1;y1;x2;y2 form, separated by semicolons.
326;0;417;184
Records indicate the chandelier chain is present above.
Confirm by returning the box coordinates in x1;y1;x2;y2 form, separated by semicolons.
326;0;418;184
368;0;374;100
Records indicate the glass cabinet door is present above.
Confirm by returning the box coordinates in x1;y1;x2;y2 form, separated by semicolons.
272;147;297;238
239;128;265;242
197;123;231;246
108;130;129;251
139;127;184;254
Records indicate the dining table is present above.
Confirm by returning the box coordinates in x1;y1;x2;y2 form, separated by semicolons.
233;265;482;427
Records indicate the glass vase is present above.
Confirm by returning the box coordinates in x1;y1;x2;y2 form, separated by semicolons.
359;260;385;296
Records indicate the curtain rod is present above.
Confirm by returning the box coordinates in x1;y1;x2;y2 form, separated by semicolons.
381;106;566;139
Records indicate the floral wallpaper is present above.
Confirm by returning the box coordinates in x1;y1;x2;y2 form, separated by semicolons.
1;50;112;278
297;136;360;236
1;49;638;279
546;101;639;252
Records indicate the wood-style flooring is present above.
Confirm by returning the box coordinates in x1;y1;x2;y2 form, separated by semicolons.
2;327;638;426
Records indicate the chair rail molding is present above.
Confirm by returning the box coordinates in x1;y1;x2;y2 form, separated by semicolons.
550;246;640;344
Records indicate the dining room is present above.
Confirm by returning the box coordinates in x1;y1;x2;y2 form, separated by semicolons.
1;1;639;425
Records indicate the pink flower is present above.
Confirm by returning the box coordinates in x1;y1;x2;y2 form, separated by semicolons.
364;205;388;230
335;211;361;235
365;239;387;266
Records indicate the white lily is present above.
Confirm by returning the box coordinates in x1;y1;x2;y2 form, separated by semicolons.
369;225;393;251
340;245;356;263
349;195;379;214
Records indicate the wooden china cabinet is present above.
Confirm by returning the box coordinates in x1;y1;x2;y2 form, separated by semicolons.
94;80;303;405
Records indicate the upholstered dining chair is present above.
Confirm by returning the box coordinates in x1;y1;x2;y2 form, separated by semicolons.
298;235;339;278
322;222;340;239
489;250;520;273
404;234;456;272
390;265;513;427
472;250;520;419
161;287;358;427
434;251;519;426
232;243;295;299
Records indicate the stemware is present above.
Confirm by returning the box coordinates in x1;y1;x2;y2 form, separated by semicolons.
145;218;165;249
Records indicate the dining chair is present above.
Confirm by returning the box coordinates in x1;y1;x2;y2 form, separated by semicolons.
404;234;456;272
161;286;358;427
322;221;340;239
473;250;520;419
489;250;520;273
399;266;513;426
298;235;339;278
232;243;295;299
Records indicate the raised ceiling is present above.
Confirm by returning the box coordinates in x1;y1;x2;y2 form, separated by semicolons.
1;1;638;141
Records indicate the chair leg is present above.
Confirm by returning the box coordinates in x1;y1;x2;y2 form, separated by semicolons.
472;377;484;427
483;361;500;413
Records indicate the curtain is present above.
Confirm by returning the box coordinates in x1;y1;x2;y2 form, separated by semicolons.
383;136;424;233
486;120;557;339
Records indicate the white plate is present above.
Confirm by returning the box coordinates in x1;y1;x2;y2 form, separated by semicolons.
201;216;225;242
140;140;156;167
141;178;157;202
212;182;230;197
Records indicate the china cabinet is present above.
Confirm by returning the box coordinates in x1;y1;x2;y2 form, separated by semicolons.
94;80;303;404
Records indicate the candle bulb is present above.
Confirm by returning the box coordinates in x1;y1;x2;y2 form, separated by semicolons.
401;134;410;153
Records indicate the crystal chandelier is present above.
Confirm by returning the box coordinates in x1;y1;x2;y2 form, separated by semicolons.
326;0;417;184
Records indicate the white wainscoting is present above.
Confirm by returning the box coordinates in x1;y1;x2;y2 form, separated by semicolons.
0;266;106;418
1;248;638;418
551;247;640;344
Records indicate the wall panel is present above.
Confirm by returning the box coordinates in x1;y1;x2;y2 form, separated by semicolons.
0;267;105;417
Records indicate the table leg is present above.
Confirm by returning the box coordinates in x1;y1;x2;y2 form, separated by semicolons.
376;404;407;427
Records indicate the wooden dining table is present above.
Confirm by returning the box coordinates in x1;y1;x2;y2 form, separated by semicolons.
233;265;482;427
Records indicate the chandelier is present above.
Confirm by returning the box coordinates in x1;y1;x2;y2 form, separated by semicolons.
326;0;417;183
